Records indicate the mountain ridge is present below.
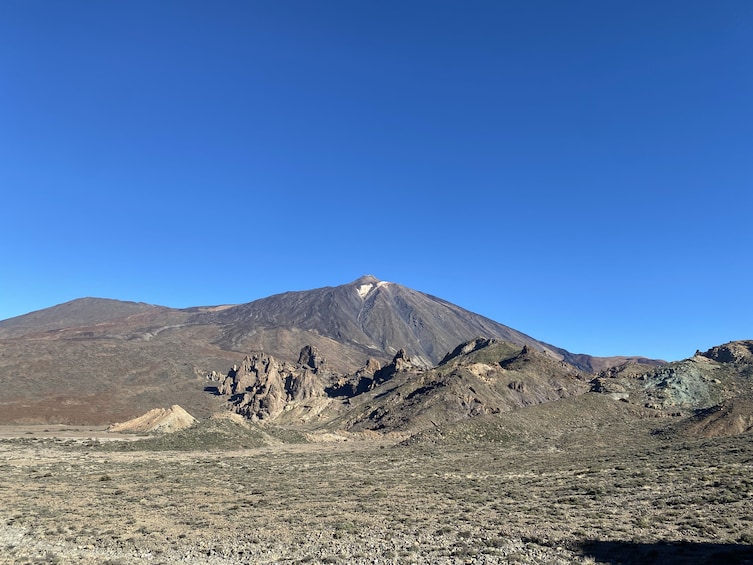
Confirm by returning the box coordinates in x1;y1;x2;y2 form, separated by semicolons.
0;297;167;339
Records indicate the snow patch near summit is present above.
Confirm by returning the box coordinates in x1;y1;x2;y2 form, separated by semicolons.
356;281;390;299
357;284;373;298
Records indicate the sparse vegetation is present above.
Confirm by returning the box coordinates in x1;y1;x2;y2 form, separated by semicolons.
1;419;752;564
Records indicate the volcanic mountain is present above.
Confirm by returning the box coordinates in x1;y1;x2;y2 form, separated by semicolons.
199;275;576;369
0;275;659;424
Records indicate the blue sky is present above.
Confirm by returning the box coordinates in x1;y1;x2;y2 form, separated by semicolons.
1;1;751;361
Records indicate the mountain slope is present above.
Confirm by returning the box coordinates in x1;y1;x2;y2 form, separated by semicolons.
0;298;163;339
205;275;588;370
330;340;590;434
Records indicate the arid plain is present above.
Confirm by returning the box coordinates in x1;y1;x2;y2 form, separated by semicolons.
2;401;753;565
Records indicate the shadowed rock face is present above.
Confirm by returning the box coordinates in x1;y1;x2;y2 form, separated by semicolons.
701;341;753;365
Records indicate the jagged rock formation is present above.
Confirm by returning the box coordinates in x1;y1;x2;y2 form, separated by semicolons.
298;345;326;371
334;339;589;433
219;347;327;421
108;405;197;434
215;339;590;434
188;336;753;440
372;348;415;385
327;349;418;398
327;357;383;397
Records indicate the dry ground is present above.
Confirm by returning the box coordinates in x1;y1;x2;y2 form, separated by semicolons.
1;425;752;564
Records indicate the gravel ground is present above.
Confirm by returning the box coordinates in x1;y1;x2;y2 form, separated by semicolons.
1;428;753;565
0;521;583;564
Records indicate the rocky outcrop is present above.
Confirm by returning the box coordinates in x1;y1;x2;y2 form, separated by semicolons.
327;349;419;398
680;398;753;438
588;340;753;417
219;347;327;421
298;345;326;371
373;349;416;384
215;345;422;422
439;338;497;365
338;340;589;433
108;405;197;434
701;341;753;365
212;338;753;437
327;358;383;397
215;339;591;432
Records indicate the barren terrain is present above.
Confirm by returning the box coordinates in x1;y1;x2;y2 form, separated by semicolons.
1;289;751;564
1;418;752;564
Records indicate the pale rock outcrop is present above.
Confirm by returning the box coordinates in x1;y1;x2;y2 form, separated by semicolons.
108;405;197;434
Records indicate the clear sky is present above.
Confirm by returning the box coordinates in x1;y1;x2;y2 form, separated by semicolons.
1;1;751;362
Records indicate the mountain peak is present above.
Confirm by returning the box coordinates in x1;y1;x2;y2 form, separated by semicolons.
352;275;390;299
352;274;381;285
